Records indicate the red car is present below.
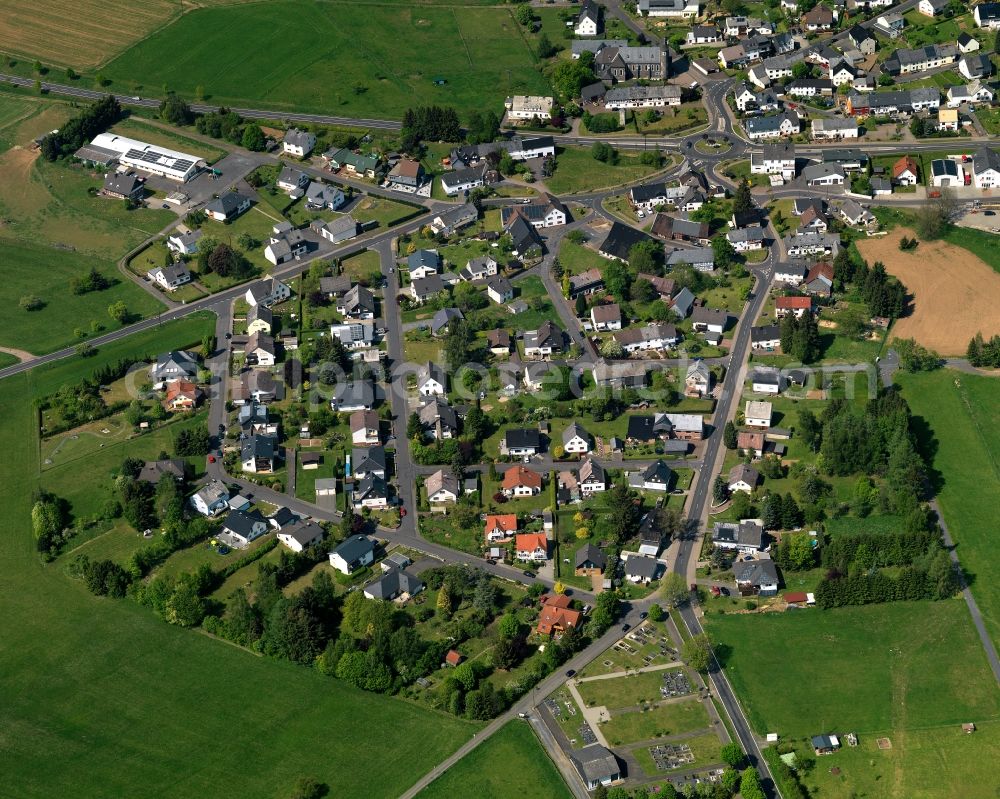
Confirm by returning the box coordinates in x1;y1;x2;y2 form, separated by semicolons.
208;455;216;463
399;507;407;517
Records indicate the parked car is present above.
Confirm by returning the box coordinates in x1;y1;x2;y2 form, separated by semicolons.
523;570;535;578
621;624;630;632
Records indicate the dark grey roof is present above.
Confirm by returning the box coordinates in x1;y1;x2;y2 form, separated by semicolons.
751;324;782;342
734;558;779;586
365;567;424;600
356;474;389;500
432;307;464;335
576;543;607;570
408;249;440;271
332;534;375;563
573;744;619;785
103;172;143;196
137;459;186;483
505;428;541;449
320;274;352;295
599;221;655;261
205;191;250;216
563;423;593;447
269;506;297;528
641;459;673;484
241;434;277;461
625;554;661;579
222;509;266;538
974;146;1000;175
713;520;764;548
352;445;386;475
280;519;325;547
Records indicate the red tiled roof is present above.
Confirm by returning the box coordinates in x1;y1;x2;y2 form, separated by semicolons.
776;295;812;309
485;514;518;538
503;465;543;490
516;533;548;553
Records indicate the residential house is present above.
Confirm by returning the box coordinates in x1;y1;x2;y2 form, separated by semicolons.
775;295;812;318
460;255;498;282
515;532;548;561
501;428;542;457
630;182;670;212
729;463;762;493
893;155;920;185
726;226;765;252
329;320;376;350
409;274;446;305
666;247;715;272
502;194;569;229
487;328;511;355
163;379;201;411
419;397;459;440
670;286;695;318
505;214;544;258
975;2;1000;27
958;32;981;53
277;520;325;553
524;321;566;358
802;162;846;186
440;163;491;196
750;367;782;394
311;215;359;245
959;53;993;80
354;474;389;509
650;213;711;244
638;0;700;16
685;360;712;397
798;206;829;234
190;480;230;516
624;554;662;584
246;304;273;335
713;520;765;554
487;276;514;305
735;557;780;595
537;593;582;636
102;172;144;201
417;362;446;396
431;307;464;337
166;227;202;256
137;459;186;485
751;324;782;351
786;232;841;258
874;10;906;37
276;165;309;193
425;470;460;504
638;272;676;301
919;0;949;14
775;262;809;286
578;457;607;496
575;0;600;35
337;284;376;319
575;543;608;576
352;445;386;480
802;4;835;29
605;85;682;109
787;79;835;98
329;535;375;574
486;514;519;542
848;25;877;55
282;128;316;157
883;44;957;76
350;409;381;446
324;147;380;178
691;307;729;335
737;429;767;456
150;350;199;385
687;24;722;44
319;274;351;298
240;434;278;473
245;277;291;308
245;332;276;367
503;466;544;497
364;567;424;601
386;158;425;190
811;118;859;140
222;509;269;548
947;82;994;106
147;263;192;292
505;95;553;121
629;459;674;492
838;200;876;230
750;141;796;180
305;180;345;210
264;228;308;266
973;146;1000;188
745;400;773;428
612;324;680;353
204;191;251;222
745;112;800;140
562;423;594;455
590;303;622;331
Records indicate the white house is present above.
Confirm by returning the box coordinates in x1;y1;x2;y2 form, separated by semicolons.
811;118;859;140
426;470;460;504
974;2;1000;28
329;535;375;575
750;142;796;180
973;146;1000;188
604;85;682;110
351;410;381;446
282;128;316;157
246;278;291;308
487;276;514;305
726;226;765;252
505;95;553;121
166;228;202;255
638;0;700;17
190;480;230;516
221;510;269;548
147;264;191;292
728;464;761;494
745;400;773;428
590;303;622;331
417;362;447;395
562;423;594;455
575;0;600;35
205;191;252;222
751;368;782;394
277;520;325;553
712;520;765;554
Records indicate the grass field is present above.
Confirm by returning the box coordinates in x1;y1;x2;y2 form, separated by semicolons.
602;697;712;746
0;238;164;354
577;670;675;709
1;316;476;798
546;147;663;195
705;601;1000;738
0;0;180;68
417;721;571;799
102;1;551;119
897;370;1000;650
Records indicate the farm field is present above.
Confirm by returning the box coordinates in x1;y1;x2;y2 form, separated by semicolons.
855;228;1000;355
102;2;551;119
546;147;663;195
897;369;1000;651
705;601;1000;736
0;0;180;68
416;721;571;799
0;238;164;355
2;317;476;798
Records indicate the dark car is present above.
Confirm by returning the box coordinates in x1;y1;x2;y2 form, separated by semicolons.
523;570;535;578
639;612;648;619
565;669;576;677
622;624;630;632
985;210;996;216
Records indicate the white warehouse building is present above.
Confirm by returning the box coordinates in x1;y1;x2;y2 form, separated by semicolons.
89;132;205;182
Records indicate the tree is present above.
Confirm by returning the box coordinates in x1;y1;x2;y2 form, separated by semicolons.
894;337;940;372
720;742;746;769
550;60;593;99
407;411;423;441
603;482;640;545
591;141;617;164
166;581;205;627
681;633;713;673
537;33;557;59
159;93;193;125
915;191;956;240
661;572;689;608
515;4;534;25
740;768;766;799
575;293;588;316
711;235;737;271
723;420;738;449
107;301;129;324
712;476;728;504
648;603;664;622
241;123;266;151
732;178;753;215
798;407;822;452
437;582;453;618
286;776;328;799
65;67;77;80
629;239;664;274
19;295;44;311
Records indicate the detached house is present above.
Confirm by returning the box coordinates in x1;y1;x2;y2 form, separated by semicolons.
562;423;594;455
148;263;192;292
524;321;565;359
624;554;662;584
282;128;316;157
337;284;376;319
590;303;622;331
537;593;582;636
350;409;381;446
575;544;608;576
222;509;269;548
312;215;359;245
417;362;446;396
241;434;278;474
245;277;291;308
685;361;712;397
503;466;544;498
745;400;773;428
501;428;542;457
713;520;765;554
329;535;375;575
515;532;548;562
629;459;674;492
419;397;459;441
190;480;230;517
205;191;251;222
775;295;812;318
729;463;761;493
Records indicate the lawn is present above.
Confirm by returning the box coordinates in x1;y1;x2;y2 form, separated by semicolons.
102;1;551;119
634;102;708;135
897;370;1000;650
546;147;663;195
601;697;712;746
295;450;340;503
632;732;724;775
558;238;609;275
705;601;1000;739
0;154;177;259
0;238;165;355
1;316;476;799
577;670;676;710
417;721;571;799
350;195;422;229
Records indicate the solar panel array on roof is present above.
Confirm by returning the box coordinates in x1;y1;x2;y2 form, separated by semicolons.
124;148;195;173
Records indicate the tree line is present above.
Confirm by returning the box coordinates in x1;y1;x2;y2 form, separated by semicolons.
967;332;1000;368
41;95;123;160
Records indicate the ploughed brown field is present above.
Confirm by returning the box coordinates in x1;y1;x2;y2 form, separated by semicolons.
855;228;1000;355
